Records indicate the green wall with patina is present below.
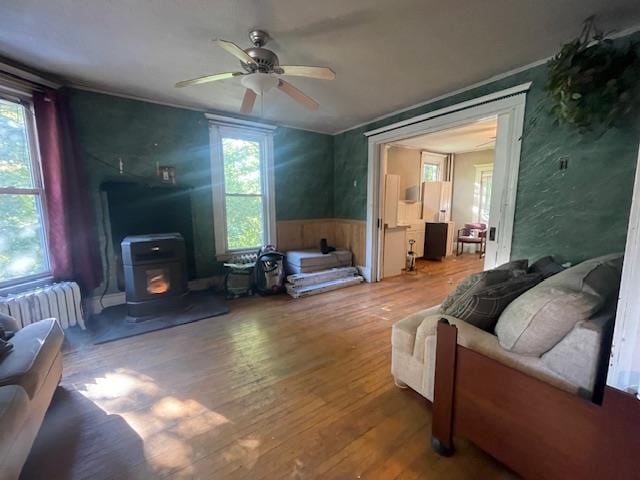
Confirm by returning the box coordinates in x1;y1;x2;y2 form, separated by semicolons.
333;32;640;264
274;127;334;220
66;89;334;291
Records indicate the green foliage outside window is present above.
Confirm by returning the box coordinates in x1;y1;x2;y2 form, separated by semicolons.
0;100;48;283
222;137;264;250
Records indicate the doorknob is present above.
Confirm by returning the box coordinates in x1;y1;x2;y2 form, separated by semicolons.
489;227;496;241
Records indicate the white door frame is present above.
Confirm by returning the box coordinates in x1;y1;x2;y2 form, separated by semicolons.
607;144;640;397
363;83;530;282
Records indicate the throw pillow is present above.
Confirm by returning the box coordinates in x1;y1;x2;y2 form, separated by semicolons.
443;273;543;331
493;259;529;276
440;269;512;313
528;256;565;278
495;253;623;356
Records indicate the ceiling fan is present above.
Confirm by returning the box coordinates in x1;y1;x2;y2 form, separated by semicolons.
175;29;335;114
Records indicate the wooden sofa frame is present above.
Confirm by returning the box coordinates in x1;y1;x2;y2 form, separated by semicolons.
431;319;640;479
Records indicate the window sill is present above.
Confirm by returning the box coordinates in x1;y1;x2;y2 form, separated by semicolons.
0;274;54;297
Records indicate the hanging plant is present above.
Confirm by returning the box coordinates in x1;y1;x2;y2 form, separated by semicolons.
546;16;640;130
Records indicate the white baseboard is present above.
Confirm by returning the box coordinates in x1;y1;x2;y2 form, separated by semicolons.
86;292;125;316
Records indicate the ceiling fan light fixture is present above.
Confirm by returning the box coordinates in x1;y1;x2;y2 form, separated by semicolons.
241;73;278;95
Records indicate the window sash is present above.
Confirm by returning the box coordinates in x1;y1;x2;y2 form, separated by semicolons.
0;96;51;286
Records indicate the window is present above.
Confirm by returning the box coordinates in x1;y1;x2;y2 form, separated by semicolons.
208;116;275;257
0;96;50;286
420;151;445;183
421;162;440;182
473;163;494;224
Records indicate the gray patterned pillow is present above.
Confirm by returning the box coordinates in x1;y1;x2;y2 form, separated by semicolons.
493;259;529;276
444;273;543;331
528;256;565;278
440;269;512;312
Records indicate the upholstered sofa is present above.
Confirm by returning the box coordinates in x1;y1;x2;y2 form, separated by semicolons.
0;316;64;480
391;254;621;401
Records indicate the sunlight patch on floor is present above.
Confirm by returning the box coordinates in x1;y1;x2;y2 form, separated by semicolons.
78;368;233;475
222;435;261;471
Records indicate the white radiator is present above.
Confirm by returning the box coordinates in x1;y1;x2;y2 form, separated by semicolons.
0;281;85;330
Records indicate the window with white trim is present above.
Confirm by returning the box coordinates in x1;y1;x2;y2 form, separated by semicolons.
208;116;275;257
0;96;50;286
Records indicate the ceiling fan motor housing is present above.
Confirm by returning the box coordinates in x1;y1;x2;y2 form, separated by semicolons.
243;47;280;73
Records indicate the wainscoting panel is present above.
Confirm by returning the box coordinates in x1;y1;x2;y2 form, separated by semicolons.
276;218;366;266
334;219;366;267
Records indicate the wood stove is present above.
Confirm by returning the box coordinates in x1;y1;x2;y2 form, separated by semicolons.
121;233;188;319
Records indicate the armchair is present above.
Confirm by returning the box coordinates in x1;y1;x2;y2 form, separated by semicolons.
456;223;486;257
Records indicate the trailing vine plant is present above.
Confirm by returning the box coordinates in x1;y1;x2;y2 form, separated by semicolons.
546;16;640;130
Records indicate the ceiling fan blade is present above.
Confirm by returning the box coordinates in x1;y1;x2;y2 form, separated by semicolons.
215;39;257;65
278;66;336;80
240;88;257;114
277;79;319;111
175;72;243;88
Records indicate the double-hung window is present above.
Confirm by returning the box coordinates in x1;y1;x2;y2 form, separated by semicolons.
0;95;50;286
208;116;276;257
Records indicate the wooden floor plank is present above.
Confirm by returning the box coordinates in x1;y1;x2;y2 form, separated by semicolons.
21;254;516;479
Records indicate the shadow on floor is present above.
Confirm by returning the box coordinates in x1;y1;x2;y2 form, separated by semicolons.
21;387;156;480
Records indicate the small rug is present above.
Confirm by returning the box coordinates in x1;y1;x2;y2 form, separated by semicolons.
90;290;229;344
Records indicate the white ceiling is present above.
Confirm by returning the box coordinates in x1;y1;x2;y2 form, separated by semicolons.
392;117;498;153
1;1;638;133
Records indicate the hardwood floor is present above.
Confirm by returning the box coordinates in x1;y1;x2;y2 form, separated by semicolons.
22;254;515;480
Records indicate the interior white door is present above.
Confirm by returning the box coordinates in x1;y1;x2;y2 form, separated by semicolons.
484;112;512;269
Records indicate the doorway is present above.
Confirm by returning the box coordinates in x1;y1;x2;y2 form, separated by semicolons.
379;118;497;279
364;84;529;282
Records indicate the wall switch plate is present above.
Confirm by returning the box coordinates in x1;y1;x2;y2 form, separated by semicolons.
559;157;569;171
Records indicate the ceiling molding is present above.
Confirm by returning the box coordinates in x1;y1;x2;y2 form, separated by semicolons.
0;61;61;89
364;83;531;137
69;84;333;135
389;140;496;155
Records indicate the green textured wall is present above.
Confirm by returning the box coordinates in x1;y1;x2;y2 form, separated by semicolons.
334;32;640;264
66;89;334;292
274;127;334;220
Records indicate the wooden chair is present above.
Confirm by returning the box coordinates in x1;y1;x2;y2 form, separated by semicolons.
456;223;486;257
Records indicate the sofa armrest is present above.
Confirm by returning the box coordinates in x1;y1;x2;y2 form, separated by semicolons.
541;314;610;395
391;305;442;356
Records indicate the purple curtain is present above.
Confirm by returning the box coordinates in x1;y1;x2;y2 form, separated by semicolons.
33;88;102;292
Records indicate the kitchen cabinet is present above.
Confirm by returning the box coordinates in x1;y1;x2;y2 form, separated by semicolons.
383;226;408;277
405;222;425;258
422;181;452;222
384;174;400;227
